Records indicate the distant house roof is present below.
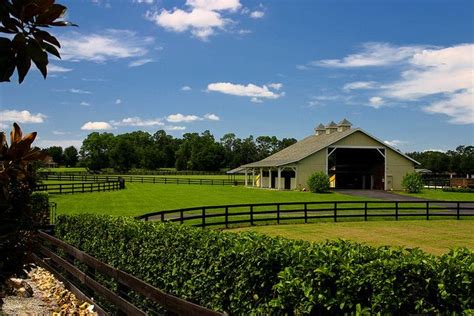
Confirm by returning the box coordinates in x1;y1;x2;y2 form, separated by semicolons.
241;128;420;168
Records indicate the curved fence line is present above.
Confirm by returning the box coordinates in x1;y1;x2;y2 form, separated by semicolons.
40;174;244;186
35;180;123;194
136;200;474;228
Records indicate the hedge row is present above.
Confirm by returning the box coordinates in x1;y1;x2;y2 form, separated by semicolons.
55;215;474;314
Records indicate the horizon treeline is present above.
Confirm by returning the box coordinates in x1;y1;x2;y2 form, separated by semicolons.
42;130;298;172
42;130;473;175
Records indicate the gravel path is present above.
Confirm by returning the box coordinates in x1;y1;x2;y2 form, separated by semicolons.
1;266;97;315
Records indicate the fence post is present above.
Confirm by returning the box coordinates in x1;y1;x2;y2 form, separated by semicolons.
202;208;206;228
116;281;129;316
304;203;308;223
457;202;460;220
180;210;184;224
277;204;280;224
364;202;368;221
225;207;229;228
250;205;254;225
395;202;399;221
334;202;337;222
59;184;62;194
82;183;85;193
426;202;430;220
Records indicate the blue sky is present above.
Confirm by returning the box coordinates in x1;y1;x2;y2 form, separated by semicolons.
1;0;473;152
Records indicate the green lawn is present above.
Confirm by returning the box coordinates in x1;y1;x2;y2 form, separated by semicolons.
233;220;474;255
395;189;474;201
51;184;371;217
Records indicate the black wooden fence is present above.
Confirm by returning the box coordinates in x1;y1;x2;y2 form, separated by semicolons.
32;230;223;315
41;174;244;186
35;180;122;194
136;200;474;228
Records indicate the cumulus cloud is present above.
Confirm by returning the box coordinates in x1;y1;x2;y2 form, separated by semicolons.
181;85;192;91
165;125;186;131
343;81;377;91
60;29;154;63
133;0;154;3
80;101;91;106
382;44;474;124
81;121;113;130
0;110;46;124
313;42;427;68
112;117;164;127
368;96;385;108
166;113;202;123
115;99;122;105
207;82;284;102
204;113;220;121
145;0;242;40
250;10;264;18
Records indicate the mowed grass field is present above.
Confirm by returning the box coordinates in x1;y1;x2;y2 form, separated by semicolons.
233;220;474;255
395;189;474;201
51;183;372;217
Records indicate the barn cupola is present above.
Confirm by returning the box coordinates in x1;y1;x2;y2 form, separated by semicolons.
325;121;338;134
337;118;352;132
315;123;326;136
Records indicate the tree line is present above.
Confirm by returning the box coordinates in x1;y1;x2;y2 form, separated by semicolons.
406;146;474;176
43;130;297;172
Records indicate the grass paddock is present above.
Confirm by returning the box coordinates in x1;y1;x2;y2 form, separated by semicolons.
232;220;474;255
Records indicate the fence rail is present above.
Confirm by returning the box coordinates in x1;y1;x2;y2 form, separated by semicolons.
136;200;474;228
35;180;122;194
40;174;244;186
33;230;223;316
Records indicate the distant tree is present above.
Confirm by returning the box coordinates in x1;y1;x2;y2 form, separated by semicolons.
63;146;78;167
278;137;297;151
256;135;279;160
109;135;138;172
45;145;63;164
0;0;76;83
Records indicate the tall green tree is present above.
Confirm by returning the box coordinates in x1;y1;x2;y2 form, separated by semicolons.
45;145;63;164
79;132;115;170
63;145;78;167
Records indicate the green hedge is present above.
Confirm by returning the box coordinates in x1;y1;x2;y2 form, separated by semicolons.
55;215;474;314
443;187;474;193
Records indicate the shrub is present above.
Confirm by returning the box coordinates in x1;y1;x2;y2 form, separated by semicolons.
402;172;424;193
31;192;50;225
307;171;330;193
443;187;474;193
55;214;474;314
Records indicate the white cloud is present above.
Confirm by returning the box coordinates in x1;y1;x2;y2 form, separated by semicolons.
0;110;46;124
313;42;427;68
48;64;73;73
80;101;91;106
145;0;241;40
0;123;8;130
60;29;154;63
128;58;154;67
296;64;309;70
207;82;284;101
343;81;377;91
165;125;186;131
115;99;122;105
186;0;241;11
249;10;264;18
382;44;474;124
166;113;202;123
81;121;113;130
250;97;263;103
181;85;192;91
384;139;407;147
204;113;220;121
112;117;164;127
52;131;67;135
268;83;283;90
133;0;154;4
368;96;385;108
70;88;91;94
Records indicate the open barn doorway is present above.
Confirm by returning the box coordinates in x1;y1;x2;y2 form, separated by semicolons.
328;147;385;190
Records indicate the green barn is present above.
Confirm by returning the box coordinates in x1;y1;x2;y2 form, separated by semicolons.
236;119;419;190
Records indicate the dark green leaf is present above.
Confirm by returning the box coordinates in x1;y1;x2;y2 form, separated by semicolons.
33;29;60;47
36;4;66;24
42;41;60;59
16;46;31;84
26;39;48;79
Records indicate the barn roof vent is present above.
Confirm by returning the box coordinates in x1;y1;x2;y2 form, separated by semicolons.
314;123;326;136
325;121;338;134
337;118;352;132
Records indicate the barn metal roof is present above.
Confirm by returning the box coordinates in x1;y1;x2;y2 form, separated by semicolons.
241;128;420;168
